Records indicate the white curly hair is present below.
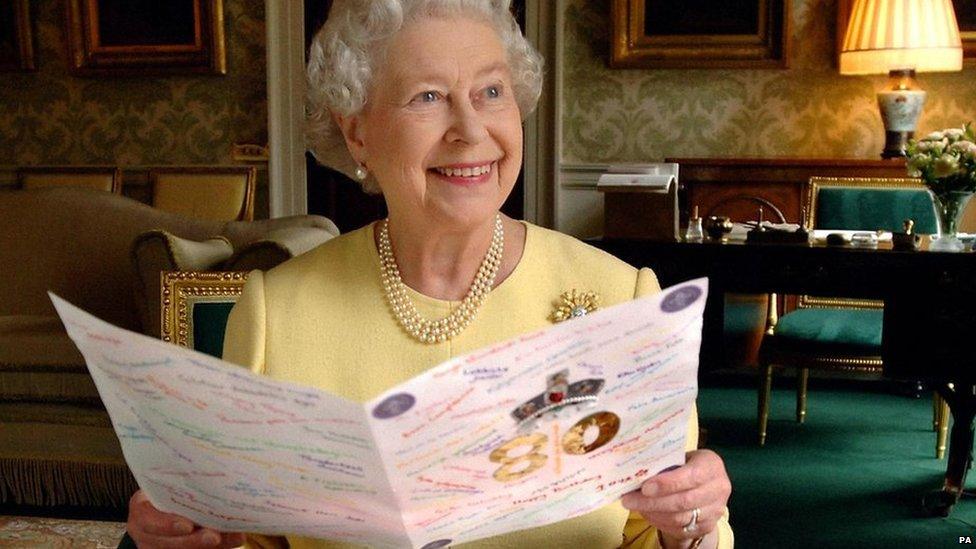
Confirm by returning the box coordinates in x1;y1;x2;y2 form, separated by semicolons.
305;0;544;193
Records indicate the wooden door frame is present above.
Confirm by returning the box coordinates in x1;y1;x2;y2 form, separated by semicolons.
266;0;307;218
523;0;557;227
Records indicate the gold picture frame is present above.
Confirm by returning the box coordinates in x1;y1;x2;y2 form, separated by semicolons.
65;0;226;75
0;0;34;71
958;0;976;63
161;270;248;348
610;0;791;69
837;0;976;65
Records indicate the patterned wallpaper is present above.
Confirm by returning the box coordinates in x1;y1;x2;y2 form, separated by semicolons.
0;0;267;167
561;0;976;164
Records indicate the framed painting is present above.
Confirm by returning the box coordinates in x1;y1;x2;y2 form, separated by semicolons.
838;0;976;65
0;0;34;71
954;0;976;63
610;0;791;69
65;0;226;75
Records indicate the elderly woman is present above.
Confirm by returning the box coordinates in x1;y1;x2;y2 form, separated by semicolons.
126;1;732;548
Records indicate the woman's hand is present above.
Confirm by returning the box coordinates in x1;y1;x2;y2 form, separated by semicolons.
127;490;246;548
620;449;731;549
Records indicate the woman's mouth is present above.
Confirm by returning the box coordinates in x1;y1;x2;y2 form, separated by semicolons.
430;162;494;186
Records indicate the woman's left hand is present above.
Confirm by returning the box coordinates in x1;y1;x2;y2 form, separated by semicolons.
620;449;731;548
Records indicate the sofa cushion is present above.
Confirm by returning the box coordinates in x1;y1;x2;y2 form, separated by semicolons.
0;316;100;404
223;226;337;271
136;225;339;337
132;230;234;338
220;214;340;249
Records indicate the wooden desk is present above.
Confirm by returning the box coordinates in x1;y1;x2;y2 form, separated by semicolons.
666;157;908;224
596;236;976;516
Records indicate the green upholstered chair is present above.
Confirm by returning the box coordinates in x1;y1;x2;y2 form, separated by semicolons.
160;271;250;357
757;177;950;456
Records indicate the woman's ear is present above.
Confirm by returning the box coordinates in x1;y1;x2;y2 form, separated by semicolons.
332;111;367;165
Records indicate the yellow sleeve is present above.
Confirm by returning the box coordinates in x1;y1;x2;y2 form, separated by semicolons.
222;270;267;375
623;267;735;548
223;272;290;548
243;534;289;549
635;267;662;298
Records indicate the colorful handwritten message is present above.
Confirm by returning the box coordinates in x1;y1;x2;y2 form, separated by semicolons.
51;278;707;548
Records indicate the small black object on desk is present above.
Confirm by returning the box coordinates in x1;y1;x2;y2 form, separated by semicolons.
892;219;922;251
825;233;847;246
746;206;809;244
704;215;733;240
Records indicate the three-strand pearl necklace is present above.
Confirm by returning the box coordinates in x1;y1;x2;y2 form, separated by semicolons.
378;214;503;344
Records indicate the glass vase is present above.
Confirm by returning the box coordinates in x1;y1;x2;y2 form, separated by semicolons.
929;190;974;252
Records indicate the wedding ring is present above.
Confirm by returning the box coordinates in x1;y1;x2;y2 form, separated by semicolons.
682;507;700;533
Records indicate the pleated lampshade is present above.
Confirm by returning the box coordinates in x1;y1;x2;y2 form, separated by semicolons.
840;0;963;74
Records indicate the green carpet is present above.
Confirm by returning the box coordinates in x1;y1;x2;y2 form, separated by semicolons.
698;385;976;548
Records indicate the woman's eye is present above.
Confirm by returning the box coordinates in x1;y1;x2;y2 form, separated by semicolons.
413;91;439;103
484;85;502;99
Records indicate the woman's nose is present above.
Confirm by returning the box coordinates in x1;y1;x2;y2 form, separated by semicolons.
445;101;489;144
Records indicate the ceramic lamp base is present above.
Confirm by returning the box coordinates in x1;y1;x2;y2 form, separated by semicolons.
882;131;912;159
877;69;926;159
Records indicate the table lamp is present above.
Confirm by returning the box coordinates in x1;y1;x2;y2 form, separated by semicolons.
839;0;963;159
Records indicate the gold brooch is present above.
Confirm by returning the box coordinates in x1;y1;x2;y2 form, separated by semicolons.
550;289;600;323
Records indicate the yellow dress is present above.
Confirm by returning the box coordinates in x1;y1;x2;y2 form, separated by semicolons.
223;221;733;549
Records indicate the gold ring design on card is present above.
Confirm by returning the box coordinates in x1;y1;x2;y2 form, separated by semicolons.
562;411;621;455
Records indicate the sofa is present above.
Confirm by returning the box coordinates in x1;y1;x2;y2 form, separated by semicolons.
0;187;339;511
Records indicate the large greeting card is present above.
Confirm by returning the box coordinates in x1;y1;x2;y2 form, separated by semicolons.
51;278;707;549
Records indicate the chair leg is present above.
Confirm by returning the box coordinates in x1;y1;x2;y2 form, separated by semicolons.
759;364;773;446
936;393;950;460
796;368;809;424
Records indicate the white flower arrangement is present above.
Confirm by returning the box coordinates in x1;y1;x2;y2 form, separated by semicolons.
907;122;976;195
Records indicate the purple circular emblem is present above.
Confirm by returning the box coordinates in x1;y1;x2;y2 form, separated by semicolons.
660;285;702;313
420;540;452;549
372;393;416;419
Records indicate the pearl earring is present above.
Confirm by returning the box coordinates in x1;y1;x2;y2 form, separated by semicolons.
354;163;368;181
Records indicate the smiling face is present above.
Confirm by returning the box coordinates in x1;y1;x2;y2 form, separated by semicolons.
337;16;523;232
